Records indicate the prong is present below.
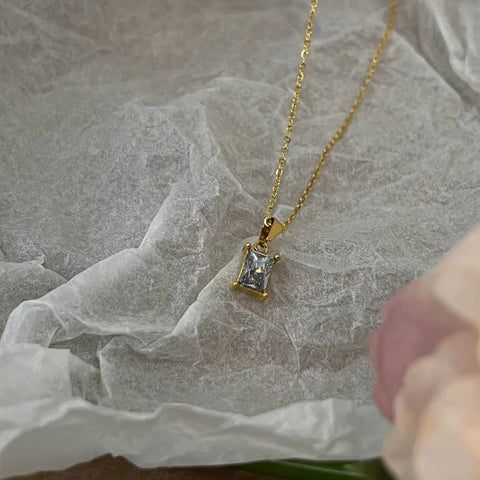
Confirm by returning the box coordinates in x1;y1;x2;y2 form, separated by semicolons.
274;253;281;263
243;243;252;255
261;292;268;300
231;282;239;290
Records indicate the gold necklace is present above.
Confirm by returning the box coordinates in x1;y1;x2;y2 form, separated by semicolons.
232;0;398;300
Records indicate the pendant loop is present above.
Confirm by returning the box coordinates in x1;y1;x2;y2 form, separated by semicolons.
260;217;285;244
253;240;269;254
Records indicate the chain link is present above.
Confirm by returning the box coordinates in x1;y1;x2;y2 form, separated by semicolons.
266;0;398;231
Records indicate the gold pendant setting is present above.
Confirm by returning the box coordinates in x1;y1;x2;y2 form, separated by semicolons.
231;218;283;300
231;243;280;300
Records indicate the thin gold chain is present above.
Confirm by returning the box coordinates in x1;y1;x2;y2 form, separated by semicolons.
266;0;398;232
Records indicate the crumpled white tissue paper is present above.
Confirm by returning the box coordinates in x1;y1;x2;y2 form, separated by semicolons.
0;0;479;477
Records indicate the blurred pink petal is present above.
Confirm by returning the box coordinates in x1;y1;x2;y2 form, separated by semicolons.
371;282;467;419
415;376;480;480
383;330;478;479
372;226;480;479
370;226;480;419
429;225;480;328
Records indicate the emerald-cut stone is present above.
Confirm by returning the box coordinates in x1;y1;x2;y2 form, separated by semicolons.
238;248;275;293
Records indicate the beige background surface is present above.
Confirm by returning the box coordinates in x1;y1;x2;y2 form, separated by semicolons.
12;457;274;480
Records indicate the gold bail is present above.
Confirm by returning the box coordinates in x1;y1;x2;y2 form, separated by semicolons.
259;217;285;243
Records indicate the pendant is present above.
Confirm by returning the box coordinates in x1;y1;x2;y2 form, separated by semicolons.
231;217;284;300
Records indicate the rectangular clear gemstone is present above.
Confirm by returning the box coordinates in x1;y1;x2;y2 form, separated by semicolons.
238;248;275;293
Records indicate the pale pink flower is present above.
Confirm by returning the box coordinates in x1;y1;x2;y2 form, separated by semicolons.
370;226;480;479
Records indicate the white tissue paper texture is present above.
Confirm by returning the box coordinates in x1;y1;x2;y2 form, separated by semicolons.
0;0;479;476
